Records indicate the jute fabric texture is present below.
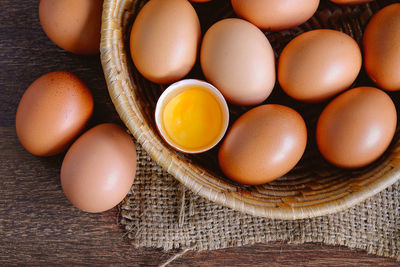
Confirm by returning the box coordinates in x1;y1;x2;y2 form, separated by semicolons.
121;143;400;259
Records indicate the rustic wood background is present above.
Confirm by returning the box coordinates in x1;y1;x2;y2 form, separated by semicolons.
0;0;398;265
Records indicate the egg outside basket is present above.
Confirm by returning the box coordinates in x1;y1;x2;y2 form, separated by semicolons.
100;0;400;220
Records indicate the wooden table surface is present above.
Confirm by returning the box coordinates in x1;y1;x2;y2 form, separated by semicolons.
0;1;398;266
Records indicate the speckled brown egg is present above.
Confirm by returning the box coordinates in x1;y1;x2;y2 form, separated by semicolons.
218;104;307;185
363;3;400;91
316;87;397;169
130;0;201;84
61;123;137;213
200;18;276;106
231;0;320;31
16;71;93;156
278;29;362;102
39;0;103;54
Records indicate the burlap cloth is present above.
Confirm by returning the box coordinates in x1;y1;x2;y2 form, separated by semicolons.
120;142;400;259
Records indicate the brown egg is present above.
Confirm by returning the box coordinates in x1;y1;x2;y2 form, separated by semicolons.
218;105;307;185
200;18;275;106
231;0;320;31
278;29;362;102
330;0;374;4
363;4;400;91
316;87;397;169
39;0;103;54
16;71;93;156
130;0;201;84
61;123;137;213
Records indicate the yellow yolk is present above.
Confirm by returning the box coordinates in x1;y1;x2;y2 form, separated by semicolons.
162;85;223;151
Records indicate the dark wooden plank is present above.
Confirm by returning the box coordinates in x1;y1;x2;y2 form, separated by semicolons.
0;127;397;267
0;0;398;266
0;133;397;267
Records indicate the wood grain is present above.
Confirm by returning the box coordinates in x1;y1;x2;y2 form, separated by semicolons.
0;0;398;265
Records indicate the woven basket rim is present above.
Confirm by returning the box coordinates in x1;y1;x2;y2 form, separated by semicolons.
100;0;400;220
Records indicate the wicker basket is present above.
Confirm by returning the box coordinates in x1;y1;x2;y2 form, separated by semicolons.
100;0;400;219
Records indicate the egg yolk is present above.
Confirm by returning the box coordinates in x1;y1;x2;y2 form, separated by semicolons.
162;85;223;151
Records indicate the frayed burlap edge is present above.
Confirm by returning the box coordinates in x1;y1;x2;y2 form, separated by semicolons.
120;143;400;260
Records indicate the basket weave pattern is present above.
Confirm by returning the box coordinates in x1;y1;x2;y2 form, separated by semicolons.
100;0;400;219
